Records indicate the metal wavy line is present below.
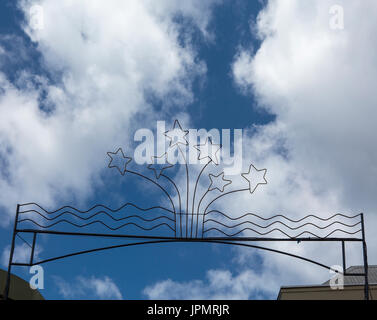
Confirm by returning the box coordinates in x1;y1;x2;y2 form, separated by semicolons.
205;210;361;223
204;218;361;231
19;202;175;215
203;226;362;238
18;209;175;223
18;218;175;232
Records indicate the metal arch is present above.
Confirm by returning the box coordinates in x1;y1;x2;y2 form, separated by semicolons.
3;205;370;300
2;120;370;300
14;239;335;273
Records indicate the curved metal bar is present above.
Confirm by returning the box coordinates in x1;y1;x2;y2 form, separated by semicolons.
178;147;189;238
197;189;210;218
161;173;182;238
33;240;179;265
127;170;176;215
206;240;336;273
197;189;211;238
203;188;249;214
191;160;212;238
161;174;182;215
31;238;337;274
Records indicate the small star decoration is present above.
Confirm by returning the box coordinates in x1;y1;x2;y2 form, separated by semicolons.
241;163;267;194
107;148;132;176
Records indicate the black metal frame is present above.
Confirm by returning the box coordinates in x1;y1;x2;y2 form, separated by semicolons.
2;121;370;300
3;204;369;300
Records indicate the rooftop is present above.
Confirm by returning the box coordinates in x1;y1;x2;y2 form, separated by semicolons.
322;265;377;286
278;265;377;300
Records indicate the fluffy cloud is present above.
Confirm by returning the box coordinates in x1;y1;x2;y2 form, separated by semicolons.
2;0;376;300
54;275;123;300
1;242;42;266
144;268;278;300
145;0;377;299
233;0;377;215
0;0;219;225
230;0;377;295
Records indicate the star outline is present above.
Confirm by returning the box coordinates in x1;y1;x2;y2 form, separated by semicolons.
107;147;132;176
241;163;267;194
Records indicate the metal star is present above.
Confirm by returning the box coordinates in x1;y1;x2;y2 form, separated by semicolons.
147;153;174;179
164;119;189;147
107;148;132;176
208;172;232;192
193;137;221;165
241;163;267;194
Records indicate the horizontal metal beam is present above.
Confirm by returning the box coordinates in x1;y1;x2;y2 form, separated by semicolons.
16;229;363;242
11;262;31;266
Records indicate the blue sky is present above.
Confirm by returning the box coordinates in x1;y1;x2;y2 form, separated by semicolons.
1;0;377;300
0;0;274;300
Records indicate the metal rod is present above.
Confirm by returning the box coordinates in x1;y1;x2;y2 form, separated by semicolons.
342;241;346;274
29;232;37;265
11;263;32;267
161;174;181;239
32;240;178;265
9;214;367;299
343;273;365;277
360;213;369;300
15;229;364;242
3;204;20;300
29;239;335;274
208;240;335;272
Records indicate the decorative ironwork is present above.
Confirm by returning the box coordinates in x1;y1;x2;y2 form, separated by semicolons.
3;120;370;300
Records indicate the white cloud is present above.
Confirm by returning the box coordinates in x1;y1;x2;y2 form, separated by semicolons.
144;0;221;40
2;0;375;300
2;242;42;266
143;268;278;300
225;0;377;297
54;275;123;300
0;0;219;225
145;0;377;300
233;0;377;213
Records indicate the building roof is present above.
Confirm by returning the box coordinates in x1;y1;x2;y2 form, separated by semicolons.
278;266;377;300
322;265;377;286
0;269;44;300
279;265;377;291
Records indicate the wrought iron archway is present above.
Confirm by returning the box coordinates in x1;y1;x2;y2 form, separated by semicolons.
3;205;369;300
3;120;370;300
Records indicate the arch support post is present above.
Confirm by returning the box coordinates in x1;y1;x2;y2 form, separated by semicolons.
3;204;20;300
361;213;369;300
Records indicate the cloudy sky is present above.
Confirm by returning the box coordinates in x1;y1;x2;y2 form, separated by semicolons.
0;0;376;300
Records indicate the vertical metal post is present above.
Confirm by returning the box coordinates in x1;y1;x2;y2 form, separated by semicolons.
3;204;20;300
341;241;346;275
360;213;369;300
29;232;37;266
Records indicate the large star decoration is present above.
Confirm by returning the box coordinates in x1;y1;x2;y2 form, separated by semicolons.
107;148;132;176
241;163;267;194
164;119;189;147
194;137;221;165
208;172;232;192
147;154;173;179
